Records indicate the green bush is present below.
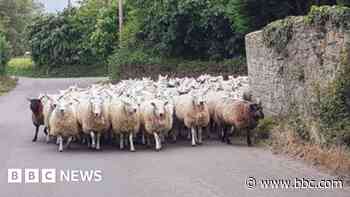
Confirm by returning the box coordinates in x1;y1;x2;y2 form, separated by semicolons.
337;0;350;6
108;48;161;81
28;1;120;67
320;46;350;146
132;0;245;60
0;34;11;75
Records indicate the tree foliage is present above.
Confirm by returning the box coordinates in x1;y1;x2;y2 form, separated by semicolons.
0;33;11;74
0;0;43;56
28;0;119;66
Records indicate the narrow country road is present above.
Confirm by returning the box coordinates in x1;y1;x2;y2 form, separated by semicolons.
0;77;348;197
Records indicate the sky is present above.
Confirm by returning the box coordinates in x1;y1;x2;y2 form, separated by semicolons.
37;0;79;13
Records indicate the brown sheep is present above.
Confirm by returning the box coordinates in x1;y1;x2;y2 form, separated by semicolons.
214;99;264;146
28;98;47;142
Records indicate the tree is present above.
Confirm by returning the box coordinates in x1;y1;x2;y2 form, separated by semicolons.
0;0;43;56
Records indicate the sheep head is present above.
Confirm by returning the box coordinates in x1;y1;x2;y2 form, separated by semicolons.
28;98;43;115
249;102;264;121
90;97;104;118
150;100;169;119
122;97;139;116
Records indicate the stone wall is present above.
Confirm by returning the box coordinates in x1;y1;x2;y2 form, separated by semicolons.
245;6;350;143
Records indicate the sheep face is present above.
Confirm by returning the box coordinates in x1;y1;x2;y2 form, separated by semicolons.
90;98;104;117
192;95;206;109
122;99;139;116
28;99;43;115
151;100;169;119
55;101;74;115
249;103;264;121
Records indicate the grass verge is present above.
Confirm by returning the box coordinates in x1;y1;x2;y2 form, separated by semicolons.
260;119;350;184
0;76;18;96
6;57;108;78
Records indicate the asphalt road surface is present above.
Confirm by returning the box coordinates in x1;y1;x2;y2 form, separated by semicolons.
0;77;349;197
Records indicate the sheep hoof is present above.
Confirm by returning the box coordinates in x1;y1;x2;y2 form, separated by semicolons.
91;144;96;149
58;149;63;152
130;149;136;152
32;138;37;142
191;144;197;147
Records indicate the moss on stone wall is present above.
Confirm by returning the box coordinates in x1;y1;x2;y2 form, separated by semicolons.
263;6;350;54
262;17;295;54
319;46;350;146
304;5;350;30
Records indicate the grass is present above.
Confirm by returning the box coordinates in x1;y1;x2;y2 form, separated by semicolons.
270;121;350;183
0;76;17;96
6;57;108;78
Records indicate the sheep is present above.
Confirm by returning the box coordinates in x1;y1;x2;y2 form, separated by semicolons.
49;99;80;152
76;96;110;150
109;96;140;152
140;99;173;151
175;93;210;146
27;98;47;142
213;98;264;146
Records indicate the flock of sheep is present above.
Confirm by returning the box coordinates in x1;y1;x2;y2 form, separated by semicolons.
28;75;264;152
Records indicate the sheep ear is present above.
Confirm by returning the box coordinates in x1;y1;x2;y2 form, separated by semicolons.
151;102;156;108
249;104;258;112
27;97;32;102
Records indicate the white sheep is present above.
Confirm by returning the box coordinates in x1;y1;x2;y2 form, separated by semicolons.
76;96;110;150
140;99;173;151
175;92;210;146
109;96;140;152
49;99;80;152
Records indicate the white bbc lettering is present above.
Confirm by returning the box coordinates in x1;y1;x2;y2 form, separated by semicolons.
8;169;22;183
25;169;39;183
41;169;56;183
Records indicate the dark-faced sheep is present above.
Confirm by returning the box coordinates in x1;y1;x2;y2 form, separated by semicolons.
214;99;264;146
28;98;47;142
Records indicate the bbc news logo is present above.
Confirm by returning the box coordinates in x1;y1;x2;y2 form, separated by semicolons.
8;169;103;184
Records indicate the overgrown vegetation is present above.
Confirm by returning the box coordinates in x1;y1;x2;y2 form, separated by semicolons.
262;17;295;53
0;76;17;95
0;33;11;75
319;46;350;146
108;48;246;81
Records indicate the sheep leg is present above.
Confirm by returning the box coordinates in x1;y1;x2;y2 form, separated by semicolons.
153;132;162;151
223;125;232;144
160;133;165;144
56;137;60;145
46;134;51;144
172;130;177;143
120;133;124;150
191;127;197;146
141;133;146;145
96;133;101;150
43;127;48;135
187;128;191;140
90;131;96;149
65;136;73;149
197;127;203;145
58;136;63;152
146;135;152;147
246;129;252;147
32;125;39;142
129;133;135;152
